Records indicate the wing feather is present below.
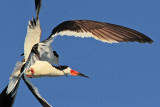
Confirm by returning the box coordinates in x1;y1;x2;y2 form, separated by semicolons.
45;20;153;43
24;19;41;62
22;74;52;107
24;0;41;62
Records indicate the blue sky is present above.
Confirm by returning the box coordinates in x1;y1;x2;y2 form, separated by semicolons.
0;0;160;107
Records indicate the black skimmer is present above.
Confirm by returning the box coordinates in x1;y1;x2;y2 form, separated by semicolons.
22;0;154;78
21;0;154;78
1;0;154;106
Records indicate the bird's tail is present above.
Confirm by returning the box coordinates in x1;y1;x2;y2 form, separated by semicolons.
6;61;23;95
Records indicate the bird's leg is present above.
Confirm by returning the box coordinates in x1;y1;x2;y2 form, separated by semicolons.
58;64;67;77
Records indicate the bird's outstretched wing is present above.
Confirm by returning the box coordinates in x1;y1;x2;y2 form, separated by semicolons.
0;81;20;107
0;75;52;107
22;74;52;107
0;61;23;107
44;20;153;43
24;0;42;62
6;61;23;95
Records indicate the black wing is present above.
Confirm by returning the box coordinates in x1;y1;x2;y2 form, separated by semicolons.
0;81;20;107
22;74;52;107
44;20;153;43
35;0;41;20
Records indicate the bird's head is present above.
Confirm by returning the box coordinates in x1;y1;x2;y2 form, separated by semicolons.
52;65;90;78
25;61;89;78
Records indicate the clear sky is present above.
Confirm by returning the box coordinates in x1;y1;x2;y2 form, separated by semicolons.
0;0;160;107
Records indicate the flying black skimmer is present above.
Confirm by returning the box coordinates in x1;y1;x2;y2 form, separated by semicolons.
21;0;154;78
1;0;154;106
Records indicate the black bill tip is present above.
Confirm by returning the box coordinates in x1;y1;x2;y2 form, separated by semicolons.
78;73;89;78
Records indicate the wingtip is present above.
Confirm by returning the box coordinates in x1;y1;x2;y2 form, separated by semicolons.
28;17;38;28
141;37;154;44
35;0;42;20
147;39;154;44
32;17;36;26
